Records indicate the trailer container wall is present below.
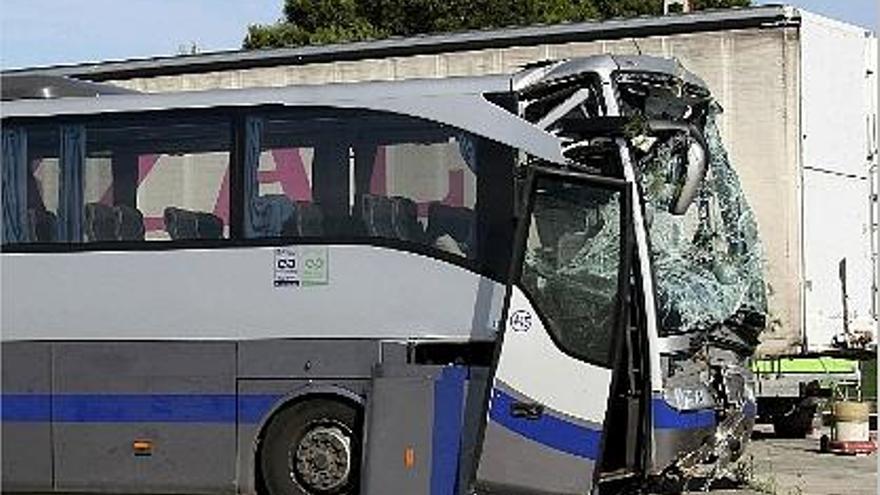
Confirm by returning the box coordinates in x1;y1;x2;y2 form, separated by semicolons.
800;12;877;351
868;36;879;324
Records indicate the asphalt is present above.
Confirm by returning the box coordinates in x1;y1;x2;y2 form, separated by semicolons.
693;432;878;495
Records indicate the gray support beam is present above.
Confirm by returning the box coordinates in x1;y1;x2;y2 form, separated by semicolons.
313;142;351;234
111;151;138;207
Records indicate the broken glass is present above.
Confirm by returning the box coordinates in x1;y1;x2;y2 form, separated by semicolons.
520;178;622;366
635;103;767;337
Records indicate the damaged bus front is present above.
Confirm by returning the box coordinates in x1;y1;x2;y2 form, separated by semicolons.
477;55;766;493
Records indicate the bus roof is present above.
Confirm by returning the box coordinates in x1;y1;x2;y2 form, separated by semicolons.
1;71;569;164
1;75;138;101
0;54;710;165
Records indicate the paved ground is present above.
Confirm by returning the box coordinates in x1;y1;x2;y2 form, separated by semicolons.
13;429;875;495
693;430;877;495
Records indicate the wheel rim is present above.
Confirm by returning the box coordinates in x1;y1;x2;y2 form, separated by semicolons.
290;423;352;493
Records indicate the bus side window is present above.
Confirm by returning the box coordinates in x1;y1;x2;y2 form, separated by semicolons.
1;125;61;244
365;138;477;258
3;115;233;245
82;114;232;242
240;110;487;263
242;115;330;239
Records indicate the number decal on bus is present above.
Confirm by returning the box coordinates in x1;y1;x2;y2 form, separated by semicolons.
509;309;532;332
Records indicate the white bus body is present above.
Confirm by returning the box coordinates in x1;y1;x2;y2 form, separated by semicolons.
2;55;763;495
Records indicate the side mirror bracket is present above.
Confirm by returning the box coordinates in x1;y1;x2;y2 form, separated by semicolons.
647;120;709;215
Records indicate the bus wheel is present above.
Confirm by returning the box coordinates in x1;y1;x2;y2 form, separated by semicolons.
260;398;362;495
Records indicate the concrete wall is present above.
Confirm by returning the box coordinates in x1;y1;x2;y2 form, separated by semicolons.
105;27;805;354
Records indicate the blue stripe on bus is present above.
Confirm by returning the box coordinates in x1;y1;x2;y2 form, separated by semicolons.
430;366;467;495
238;394;284;424
488;388;601;460
1;394;283;424
55;394;237;423
1;394;52;422
652;398;716;429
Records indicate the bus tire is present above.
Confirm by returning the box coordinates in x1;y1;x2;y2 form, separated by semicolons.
260;398;362;495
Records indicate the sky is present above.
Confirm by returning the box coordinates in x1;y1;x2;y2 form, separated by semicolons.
0;0;283;70
757;0;877;32
1;0;876;70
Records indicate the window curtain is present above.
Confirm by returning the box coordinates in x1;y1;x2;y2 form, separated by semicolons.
243;116;263;238
2;128;29;243
246;117;299;237
457;132;478;174
58;125;85;242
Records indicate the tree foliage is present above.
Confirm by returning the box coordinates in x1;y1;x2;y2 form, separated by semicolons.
243;0;751;49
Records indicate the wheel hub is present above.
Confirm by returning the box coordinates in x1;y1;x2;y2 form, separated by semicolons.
292;425;352;492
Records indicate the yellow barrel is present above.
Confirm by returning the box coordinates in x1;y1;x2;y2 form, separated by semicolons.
833;401;870;442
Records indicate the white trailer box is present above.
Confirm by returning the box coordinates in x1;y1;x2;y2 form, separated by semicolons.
799;12;877;352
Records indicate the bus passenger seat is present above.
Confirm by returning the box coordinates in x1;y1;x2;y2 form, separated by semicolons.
251;195;296;237
285;201;324;237
359;195;395;239
27;208;57;242
324;212;361;237
426;203;474;256
115;205;145;241
84;203;118;242
196;212;224;239
164;207;223;240
389;196;424;243
358;195;424;243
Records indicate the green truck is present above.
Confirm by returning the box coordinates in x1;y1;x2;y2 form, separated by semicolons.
752;355;875;436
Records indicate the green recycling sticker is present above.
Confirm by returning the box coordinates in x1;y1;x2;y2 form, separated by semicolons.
298;246;329;286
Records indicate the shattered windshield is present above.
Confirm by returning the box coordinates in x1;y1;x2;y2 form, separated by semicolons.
634;103;767;335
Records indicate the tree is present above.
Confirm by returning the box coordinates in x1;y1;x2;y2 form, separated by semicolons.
243;0;751;49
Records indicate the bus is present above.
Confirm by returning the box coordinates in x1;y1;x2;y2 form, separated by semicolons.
1;54;765;495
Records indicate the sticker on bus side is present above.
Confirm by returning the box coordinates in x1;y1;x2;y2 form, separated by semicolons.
274;247;329;287
298;246;329;286
508;309;532;332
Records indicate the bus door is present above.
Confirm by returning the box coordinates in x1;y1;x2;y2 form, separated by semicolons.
475;168;631;495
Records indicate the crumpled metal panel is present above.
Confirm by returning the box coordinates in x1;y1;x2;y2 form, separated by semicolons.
638;104;767;336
